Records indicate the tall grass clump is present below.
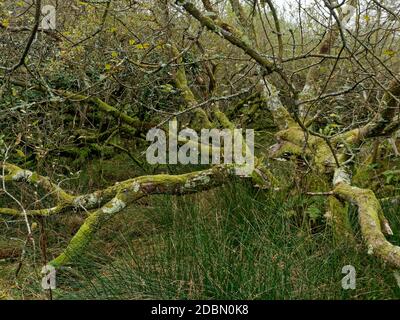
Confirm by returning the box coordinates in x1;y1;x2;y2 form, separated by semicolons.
57;179;400;300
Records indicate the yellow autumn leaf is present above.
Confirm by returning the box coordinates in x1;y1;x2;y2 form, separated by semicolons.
363;15;370;22
15;149;26;158
111;51;118;58
104;63;112;71
129;39;136;45
1;19;9;28
135;43;150;50
383;49;396;57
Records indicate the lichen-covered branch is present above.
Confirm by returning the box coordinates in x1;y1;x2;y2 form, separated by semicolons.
1;162;73;204
8;79;142;134
257;79;296;130
333;168;400;268
170;45;212;129
49;165;231;267
0;206;64;217
177;0;276;74
1;158;276;267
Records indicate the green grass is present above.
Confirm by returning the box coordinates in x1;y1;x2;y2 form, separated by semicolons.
49;180;400;300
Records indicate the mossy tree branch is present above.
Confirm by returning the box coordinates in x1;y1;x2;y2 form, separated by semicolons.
8;79;142;135
333;168;400;268
177;0;276;74
1;159;276;267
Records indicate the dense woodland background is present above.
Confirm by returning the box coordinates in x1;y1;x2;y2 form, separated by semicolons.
1;0;400;300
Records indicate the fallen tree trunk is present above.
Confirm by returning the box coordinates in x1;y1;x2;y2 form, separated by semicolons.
1;160;274;267
49;166;231;267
